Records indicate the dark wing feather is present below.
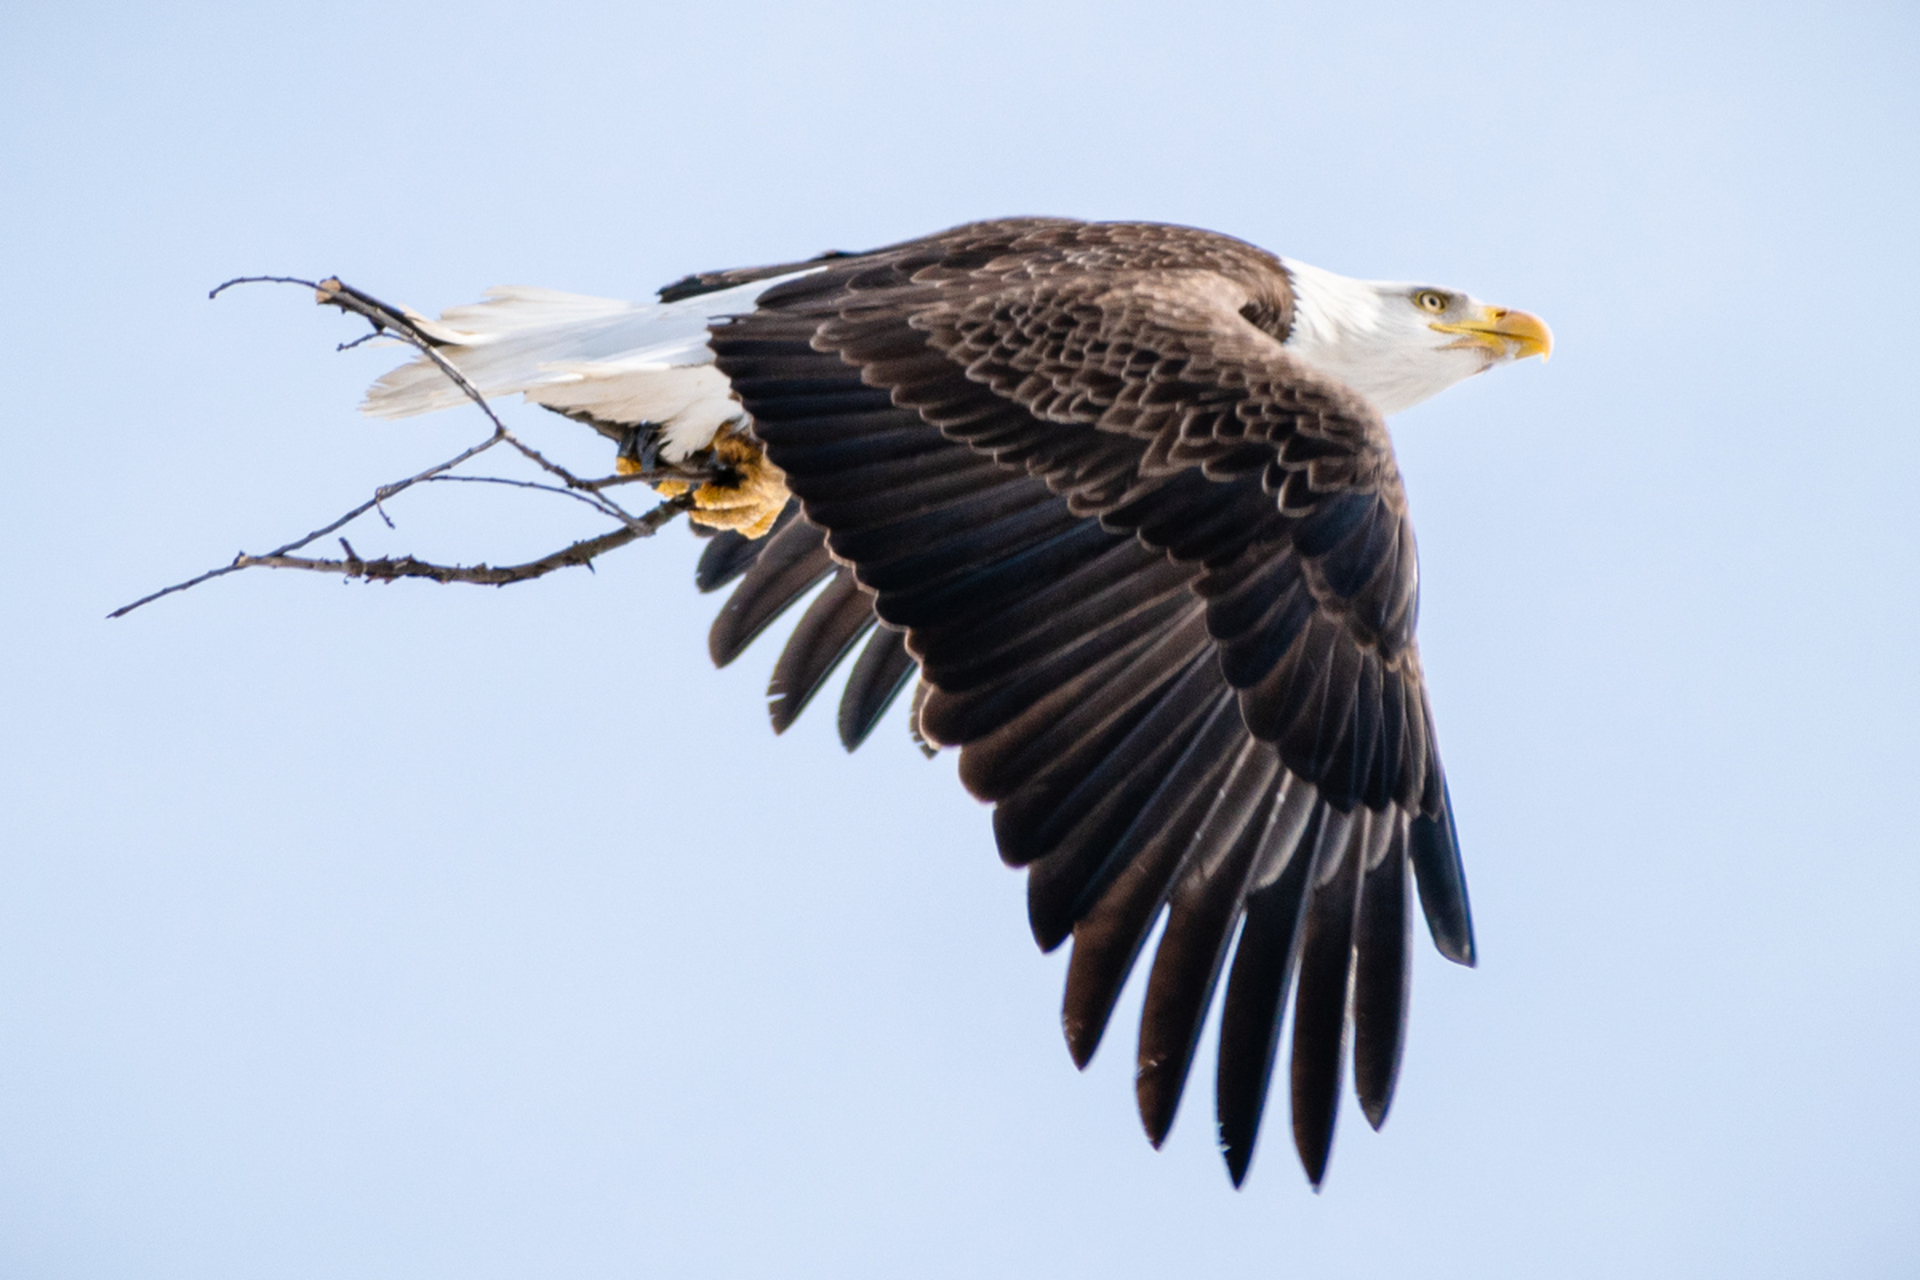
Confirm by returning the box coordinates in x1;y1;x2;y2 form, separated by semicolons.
1216;806;1324;1187
1352;813;1412;1129
1061;700;1255;1068
1287;808;1370;1187
697;497;919;748
694;498;802;593
1121;752;1290;1143
766;566;875;734
1409;771;1477;965
836;625;917;750
1013;642;1224;946
706;511;837;668
684;219;1470;1185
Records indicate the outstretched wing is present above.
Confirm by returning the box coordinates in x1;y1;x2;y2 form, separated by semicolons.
701;220;1476;1186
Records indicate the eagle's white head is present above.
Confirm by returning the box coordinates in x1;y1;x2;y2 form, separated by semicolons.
1280;259;1552;417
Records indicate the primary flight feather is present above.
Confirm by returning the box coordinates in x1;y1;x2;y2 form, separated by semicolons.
364;217;1551;1188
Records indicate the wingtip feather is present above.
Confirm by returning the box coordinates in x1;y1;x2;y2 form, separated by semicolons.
1408;774;1477;966
1064;1016;1100;1071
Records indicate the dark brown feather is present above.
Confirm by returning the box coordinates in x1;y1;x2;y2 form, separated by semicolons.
706;512;838;669
837;626;917;751
1135;753;1285;1146
766;567;874;734
1061;698;1247;1068
1215;803;1324;1187
1290;809;1368;1188
694;498;800;594
1353;815;1412;1129
1409;772;1476;966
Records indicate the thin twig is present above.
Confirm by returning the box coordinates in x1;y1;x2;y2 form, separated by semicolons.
109;558;257;619
419;472;636;516
580;466;715;490
233;495;693;586
107;429;505;618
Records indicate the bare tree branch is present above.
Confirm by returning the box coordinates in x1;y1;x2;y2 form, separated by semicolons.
579;468;713;491
111;275;719;620
233;495;693;587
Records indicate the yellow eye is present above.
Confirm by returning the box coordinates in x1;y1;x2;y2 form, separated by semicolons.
1414;290;1449;314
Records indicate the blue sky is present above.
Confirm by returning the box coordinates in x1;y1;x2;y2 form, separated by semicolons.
2;2;1916;1276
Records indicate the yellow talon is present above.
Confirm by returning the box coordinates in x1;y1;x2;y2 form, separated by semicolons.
642;427;788;539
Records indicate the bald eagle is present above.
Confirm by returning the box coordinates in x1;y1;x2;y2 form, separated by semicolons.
364;218;1551;1188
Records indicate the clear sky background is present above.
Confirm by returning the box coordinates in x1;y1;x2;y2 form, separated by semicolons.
2;2;1916;1276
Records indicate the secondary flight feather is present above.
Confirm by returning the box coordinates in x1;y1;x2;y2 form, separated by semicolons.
365;217;1551;1188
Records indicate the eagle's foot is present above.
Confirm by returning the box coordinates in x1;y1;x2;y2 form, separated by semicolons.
650;426;788;540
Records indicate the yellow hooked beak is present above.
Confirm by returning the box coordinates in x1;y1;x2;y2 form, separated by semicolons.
1431;305;1553;362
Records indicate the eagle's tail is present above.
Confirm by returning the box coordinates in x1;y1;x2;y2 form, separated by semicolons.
359;275;798;463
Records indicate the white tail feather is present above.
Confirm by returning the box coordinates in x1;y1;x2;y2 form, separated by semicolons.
362;271;812;461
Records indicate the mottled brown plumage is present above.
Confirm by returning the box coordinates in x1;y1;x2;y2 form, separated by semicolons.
677;219;1479;1187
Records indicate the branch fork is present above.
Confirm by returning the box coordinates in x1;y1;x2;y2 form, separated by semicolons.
111;276;716;618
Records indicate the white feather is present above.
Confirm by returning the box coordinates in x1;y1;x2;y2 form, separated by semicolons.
1281;259;1498;417
361;271;815;461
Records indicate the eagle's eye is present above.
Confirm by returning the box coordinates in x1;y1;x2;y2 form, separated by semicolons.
1413;290;1449;314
